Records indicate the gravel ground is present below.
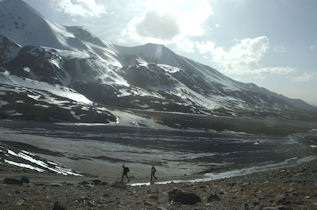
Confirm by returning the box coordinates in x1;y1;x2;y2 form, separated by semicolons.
1;155;317;209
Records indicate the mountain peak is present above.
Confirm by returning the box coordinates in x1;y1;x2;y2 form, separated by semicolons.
0;0;114;54
0;0;42;18
0;0;65;48
143;42;166;48
0;0;23;4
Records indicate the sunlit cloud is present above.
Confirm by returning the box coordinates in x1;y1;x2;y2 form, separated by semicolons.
195;41;216;54
120;14;175;45
120;0;213;44
178;0;213;36
135;10;179;40
175;38;195;53
294;72;317;82
196;36;270;75
52;0;105;17
195;36;297;77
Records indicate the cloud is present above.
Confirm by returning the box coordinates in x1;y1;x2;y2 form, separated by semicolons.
195;41;216;54
254;67;295;75
195;36;297;77
196;36;270;74
120;0;213;44
176;38;195;53
310;44;317;51
53;0;105;17
135;10;179;40
178;0;213;36
272;46;286;54
294;72;317;82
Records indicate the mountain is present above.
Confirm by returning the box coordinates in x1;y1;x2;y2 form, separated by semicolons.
1;0;317;125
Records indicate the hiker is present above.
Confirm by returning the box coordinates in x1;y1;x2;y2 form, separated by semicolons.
121;165;130;182
151;165;157;182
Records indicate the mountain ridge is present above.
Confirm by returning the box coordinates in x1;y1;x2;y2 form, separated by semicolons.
0;0;317;125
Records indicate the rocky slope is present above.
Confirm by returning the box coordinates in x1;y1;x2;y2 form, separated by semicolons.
1;147;317;209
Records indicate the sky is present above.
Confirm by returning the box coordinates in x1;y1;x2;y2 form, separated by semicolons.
23;0;317;106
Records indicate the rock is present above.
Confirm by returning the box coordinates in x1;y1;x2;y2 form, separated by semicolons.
144;201;153;206
62;182;72;186
262;206;286;210
207;194;221;202
103;193;110;198
3;178;22;185
79;196;90;202
111;182;127;189
16;199;24;205
149;195;159;200
20;176;30;184
227;182;236;187
182;183;191;188
52;201;67;210
87;200;95;207
254;204;263;210
49;183;63;187
292;191;299;197
100;181;108;185
78;181;89;185
168;189;201;205
276;194;291;205
253;201;260;206
241;202;249;210
91;179;101;185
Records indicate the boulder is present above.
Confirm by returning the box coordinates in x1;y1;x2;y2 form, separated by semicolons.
100;181;108;185
149;195;159;200
262;206;287;210
3;178;22;185
111;182;127;189
168;189;201;205
20;176;30;184
144;201;153;206
78;181;89;185
90;179;101;185
87;200;95;207
52;202;67;210
207;194;221;202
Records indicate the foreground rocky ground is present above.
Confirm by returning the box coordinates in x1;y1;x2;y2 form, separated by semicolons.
1;156;317;210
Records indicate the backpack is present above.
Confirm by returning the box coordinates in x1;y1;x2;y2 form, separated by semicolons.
126;167;130;172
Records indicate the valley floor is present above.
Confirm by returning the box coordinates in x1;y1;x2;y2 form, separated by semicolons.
1;154;317;209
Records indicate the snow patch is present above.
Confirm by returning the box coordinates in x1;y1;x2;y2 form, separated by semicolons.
6;149;82;176
4;159;45;172
27;94;41;100
158;64;181;73
23;67;31;73
0;100;8;107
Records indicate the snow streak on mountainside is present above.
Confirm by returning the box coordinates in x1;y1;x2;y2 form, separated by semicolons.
0;0;317;124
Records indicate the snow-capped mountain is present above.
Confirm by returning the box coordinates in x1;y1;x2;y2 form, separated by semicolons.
0;0;317;124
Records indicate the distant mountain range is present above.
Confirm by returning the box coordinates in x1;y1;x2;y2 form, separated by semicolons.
1;0;317;125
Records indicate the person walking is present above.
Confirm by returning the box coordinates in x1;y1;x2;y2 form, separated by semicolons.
151;165;157;182
121;165;130;182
